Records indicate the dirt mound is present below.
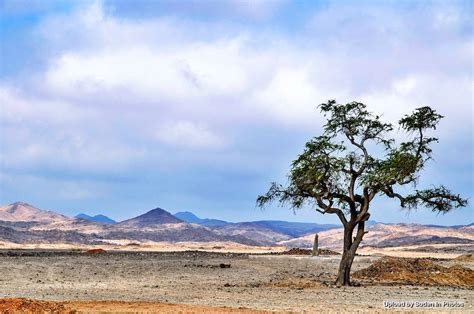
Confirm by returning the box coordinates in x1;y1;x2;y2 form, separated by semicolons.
353;256;474;287
280;248;311;255
0;298;272;313
0;298;71;313
279;248;340;256
455;253;474;262
86;248;106;254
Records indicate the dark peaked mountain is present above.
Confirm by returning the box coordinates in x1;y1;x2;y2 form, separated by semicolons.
107;207;261;245
75;213;116;224
174;211;228;227
117;207;183;228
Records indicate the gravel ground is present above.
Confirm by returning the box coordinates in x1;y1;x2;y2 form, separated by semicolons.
0;250;472;312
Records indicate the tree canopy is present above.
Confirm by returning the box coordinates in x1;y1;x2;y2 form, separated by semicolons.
257;101;467;225
257;100;467;286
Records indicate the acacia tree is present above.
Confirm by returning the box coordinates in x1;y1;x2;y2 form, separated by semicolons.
257;100;467;286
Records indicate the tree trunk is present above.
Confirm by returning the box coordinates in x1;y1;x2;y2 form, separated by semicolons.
335;221;366;286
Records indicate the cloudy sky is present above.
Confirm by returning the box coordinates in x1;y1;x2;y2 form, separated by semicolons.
0;0;472;225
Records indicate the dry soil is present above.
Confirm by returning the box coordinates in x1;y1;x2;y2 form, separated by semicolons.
0;250;472;313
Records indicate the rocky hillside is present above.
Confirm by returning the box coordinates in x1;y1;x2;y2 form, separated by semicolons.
212;222;292;245
279;223;474;249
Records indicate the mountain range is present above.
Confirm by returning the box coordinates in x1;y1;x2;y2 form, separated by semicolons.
75;214;116;224
174;211;339;237
174;211;228;227
0;201;472;251
280;222;474;250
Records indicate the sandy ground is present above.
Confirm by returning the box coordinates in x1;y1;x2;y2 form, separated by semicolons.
0;250;472;313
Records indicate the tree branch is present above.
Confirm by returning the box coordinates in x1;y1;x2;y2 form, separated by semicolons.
381;186;468;213
316;196;348;225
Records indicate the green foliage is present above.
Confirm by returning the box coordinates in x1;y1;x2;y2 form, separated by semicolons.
399;106;443;132
403;186;468;213
257;100;467;224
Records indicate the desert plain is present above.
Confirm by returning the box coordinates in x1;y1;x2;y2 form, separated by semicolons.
0;248;473;313
1;202;473;312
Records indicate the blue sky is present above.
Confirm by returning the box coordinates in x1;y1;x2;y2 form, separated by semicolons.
0;0;472;225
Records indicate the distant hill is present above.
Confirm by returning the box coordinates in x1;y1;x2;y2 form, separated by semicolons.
249;220;338;237
0;202;70;223
0;203;261;246
109;208;261;245
75;213;116;224
212;222;292;245
174;211;228;227
117;207;183;228
174;211;338;237
1;202;472;250
279;223;474;249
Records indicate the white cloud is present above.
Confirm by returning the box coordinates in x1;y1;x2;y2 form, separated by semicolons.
392;76;417;95
1;0;471;215
154;121;225;149
0;87;91;126
0;86;146;171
